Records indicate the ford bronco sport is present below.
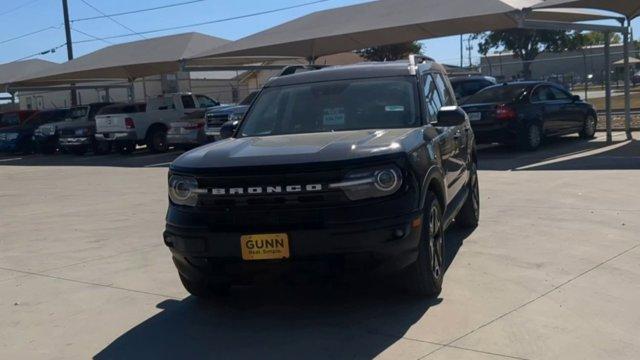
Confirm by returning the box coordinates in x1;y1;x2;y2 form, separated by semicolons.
164;56;480;298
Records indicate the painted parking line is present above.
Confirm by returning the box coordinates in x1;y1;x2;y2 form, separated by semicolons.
145;162;173;168
0;157;22;163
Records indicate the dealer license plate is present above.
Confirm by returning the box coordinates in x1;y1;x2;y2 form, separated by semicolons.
241;233;290;261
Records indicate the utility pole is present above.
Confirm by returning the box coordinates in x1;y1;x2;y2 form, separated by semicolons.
62;0;77;106
466;36;473;69
460;35;464;68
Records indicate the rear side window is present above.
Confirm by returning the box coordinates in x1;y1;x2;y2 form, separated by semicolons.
182;96;197;109
423;74;443;122
467;85;528;104
453;80;494;100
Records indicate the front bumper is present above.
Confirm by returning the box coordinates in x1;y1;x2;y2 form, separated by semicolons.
0;139;19;152
95;131;137;142
167;129;204;145
164;211;423;282
59;136;91;147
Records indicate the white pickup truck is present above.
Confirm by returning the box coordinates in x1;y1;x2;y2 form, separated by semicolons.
95;93;219;154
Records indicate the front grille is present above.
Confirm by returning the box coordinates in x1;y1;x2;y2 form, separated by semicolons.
206;114;229;126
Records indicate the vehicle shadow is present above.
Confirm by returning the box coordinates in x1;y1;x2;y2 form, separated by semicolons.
94;228;474;360
478;134;639;171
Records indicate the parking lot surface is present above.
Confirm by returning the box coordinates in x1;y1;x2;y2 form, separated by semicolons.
1;132;639;360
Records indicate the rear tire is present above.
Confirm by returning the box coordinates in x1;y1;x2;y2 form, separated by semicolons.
455;161;480;229
147;127;168;153
518;123;543;151
179;274;230;299
403;192;445;297
580;115;597;139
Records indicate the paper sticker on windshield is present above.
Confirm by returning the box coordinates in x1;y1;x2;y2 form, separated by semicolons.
323;108;346;126
385;105;405;112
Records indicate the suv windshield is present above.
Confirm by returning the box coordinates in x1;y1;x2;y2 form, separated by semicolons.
239;91;258;106
466;84;528;104
240;77;420;137
67;107;88;121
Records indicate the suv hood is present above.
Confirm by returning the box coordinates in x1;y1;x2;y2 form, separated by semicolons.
173;128;424;170
57;120;94;132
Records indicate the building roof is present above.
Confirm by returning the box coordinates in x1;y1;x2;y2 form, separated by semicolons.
0;59;59;89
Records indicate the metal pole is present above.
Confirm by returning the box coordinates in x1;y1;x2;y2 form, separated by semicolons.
582;49;588;101
604;32;613;144
623;21;632;140
460;35;464;68
62;0;77;106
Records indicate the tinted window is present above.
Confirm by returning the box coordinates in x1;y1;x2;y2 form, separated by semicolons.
182;96;197;109
549;86;571;101
98;103;146;115
25;110;69;126
466;85;528;104
424;74;443;122
1;113;19;126
532;86;556;102
240;78;420;137
240;91;259;106
68;107;88;121
434;73;455;106
452;80;494;101
196;95;219;108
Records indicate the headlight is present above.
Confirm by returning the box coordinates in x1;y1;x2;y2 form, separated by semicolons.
229;113;244;122
330;166;403;201
168;175;201;207
6;133;19;141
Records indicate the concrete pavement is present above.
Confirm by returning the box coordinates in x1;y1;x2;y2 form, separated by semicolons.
0;133;639;359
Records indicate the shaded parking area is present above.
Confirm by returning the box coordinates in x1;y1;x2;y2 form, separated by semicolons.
1;132;639;359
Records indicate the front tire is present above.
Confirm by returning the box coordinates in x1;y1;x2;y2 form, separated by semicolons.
116;141;136;155
580;115;597;139
404;192;445;297
147;128;168;153
456;161;480;229
70;145;88;156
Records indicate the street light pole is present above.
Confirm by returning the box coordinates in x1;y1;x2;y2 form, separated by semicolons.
62;0;77;106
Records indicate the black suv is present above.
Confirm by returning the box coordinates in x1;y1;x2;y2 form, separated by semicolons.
164;56;480;298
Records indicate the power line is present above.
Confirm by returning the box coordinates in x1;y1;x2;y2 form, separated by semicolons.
73;0;332;44
78;0;145;39
0;0;46;17
12;43;67;63
71;0;205;22
71;27;113;45
0;25;62;45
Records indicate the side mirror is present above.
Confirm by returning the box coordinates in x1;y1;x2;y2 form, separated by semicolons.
571;95;581;102
220;120;239;139
435;106;467;127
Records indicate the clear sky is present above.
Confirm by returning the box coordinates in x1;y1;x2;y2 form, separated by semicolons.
1;0;639;66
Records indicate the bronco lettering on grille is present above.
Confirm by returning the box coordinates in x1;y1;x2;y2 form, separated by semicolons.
209;184;323;196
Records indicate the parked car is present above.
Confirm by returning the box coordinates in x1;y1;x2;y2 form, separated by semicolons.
450;75;496;104
167;110;207;149
164;56;480;299
95;93;219;154
0;109;69;154
57;103;115;156
461;82;598;150
204;91;259;140
633;70;640;86
0;110;37;130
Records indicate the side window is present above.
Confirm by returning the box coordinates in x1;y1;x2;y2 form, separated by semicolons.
549;87;570;101
181;95;197;109
196;95;219;108
434;73;455;106
532;86;555;102
423;74;443;123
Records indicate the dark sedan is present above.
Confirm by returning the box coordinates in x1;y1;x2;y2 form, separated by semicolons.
461;82;598;150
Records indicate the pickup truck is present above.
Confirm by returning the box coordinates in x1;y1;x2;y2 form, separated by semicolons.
95;93;220;154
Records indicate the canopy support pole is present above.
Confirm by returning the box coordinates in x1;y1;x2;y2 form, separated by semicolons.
127;79;135;103
604;32;613;144
104;88;110;102
623;20;632;140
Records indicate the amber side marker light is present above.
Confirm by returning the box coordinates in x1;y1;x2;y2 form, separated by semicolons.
412;218;423;229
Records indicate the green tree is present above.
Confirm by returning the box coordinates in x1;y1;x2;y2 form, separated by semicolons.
475;29;581;80
357;41;423;62
577;31;622;46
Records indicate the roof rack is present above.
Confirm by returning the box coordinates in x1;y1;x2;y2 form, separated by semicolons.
408;54;435;75
278;65;328;77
